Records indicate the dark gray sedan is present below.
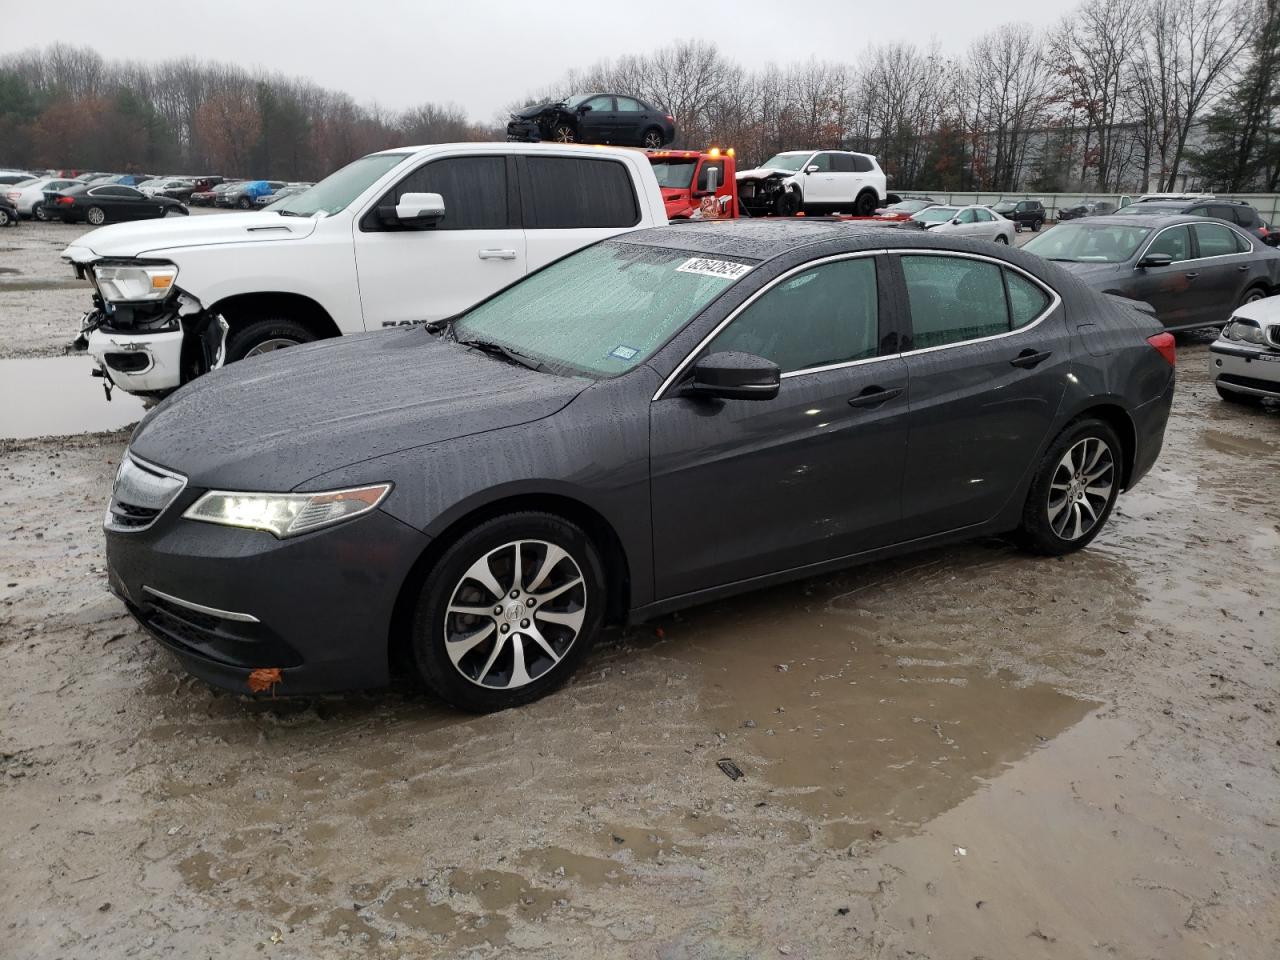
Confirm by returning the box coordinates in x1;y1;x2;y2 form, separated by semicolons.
103;220;1176;711
1022;214;1279;330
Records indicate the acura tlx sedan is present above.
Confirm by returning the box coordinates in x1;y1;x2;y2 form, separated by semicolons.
104;220;1176;712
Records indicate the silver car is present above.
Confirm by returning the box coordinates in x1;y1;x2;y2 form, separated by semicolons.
1210;296;1280;405
909;204;1017;244
3;176;82;220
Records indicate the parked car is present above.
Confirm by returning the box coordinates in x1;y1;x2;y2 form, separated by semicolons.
254;184;312;208
1262;219;1279;247
99;219;1175;707
139;178;196;201
736;150;887;217
909;204;1017;243
990;199;1047;232
216;180;286;209
49;183;188;226
4;176;81;219
63;142;668;399
1210;297;1280;405
190;181;238;206
0;172;35;186
165;176;222;201
1058;200;1126;220
0;195;18;227
506;93;675;148
646;149;737;219
1022;214;1279;330
874;197;938;220
1116;197;1271;247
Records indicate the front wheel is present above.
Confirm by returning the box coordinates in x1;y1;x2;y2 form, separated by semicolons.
411;512;606;712
237;197;252;210
994;234;1009;244
32;202;49;222
552;124;576;143
774;190;801;217
224;317;316;363
86;206;106;226
1016;418;1122;555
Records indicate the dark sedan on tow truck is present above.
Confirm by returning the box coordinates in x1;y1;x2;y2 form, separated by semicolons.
104;220;1175;712
1022;214;1279;330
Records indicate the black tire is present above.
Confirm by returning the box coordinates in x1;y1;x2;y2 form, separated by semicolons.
641;127;664;149
1215;383;1264;406
552;123;576;143
1239;286;1268;307
853;191;877;216
410;512;606;712
86;206;106;226
1031;218;1042;232
995;234;1009;244
237;196;253;210
1016;418;1122;556
0;208;10;227
32;202;48;222
774;190;801;217
224;317;316;363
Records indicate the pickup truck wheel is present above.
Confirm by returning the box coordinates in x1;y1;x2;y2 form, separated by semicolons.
1031;218;1043;232
225;318;316;363
86;206;106;226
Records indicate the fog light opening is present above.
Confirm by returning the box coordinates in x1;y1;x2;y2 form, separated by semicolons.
247;667;283;695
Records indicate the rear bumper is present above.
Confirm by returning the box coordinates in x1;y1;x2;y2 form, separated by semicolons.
1128;371;1175;488
106;505;431;696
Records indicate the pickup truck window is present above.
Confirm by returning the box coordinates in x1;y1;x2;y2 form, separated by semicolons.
368;156;509;231
273;151;409;218
522;156;639;229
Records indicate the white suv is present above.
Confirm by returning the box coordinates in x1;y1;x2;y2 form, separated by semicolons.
736;150;886;217
63;142;667;400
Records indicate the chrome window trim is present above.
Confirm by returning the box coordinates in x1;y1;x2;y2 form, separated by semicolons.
1135;222;1255;266
141;586;260;624
104;453;188;533
652;247;1063;400
652;250;886;400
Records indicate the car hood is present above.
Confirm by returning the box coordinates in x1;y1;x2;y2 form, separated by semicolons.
736;166;799;181
512;101;562;119
128;330;589;490
60;212;319;262
1231;296;1280;326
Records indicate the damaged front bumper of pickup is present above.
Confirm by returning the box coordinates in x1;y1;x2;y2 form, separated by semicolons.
67;262;229;400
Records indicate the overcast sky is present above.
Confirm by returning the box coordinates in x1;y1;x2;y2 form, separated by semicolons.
0;0;1077;121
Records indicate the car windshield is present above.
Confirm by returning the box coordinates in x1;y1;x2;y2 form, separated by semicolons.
992;202;1016;213
12;178;39;188
649;158;697;189
452;240;752;379
1120;204;1182;217
1023;223;1152;263
563;94;590;108
913;206;959;223
271;152;410;217
889;199;933;214
759;153;810;172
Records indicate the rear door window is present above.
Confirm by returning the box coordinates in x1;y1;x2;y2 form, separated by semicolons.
1005;272;1050;329
1193;222;1241;258
708;258;880;374
523;156;639;229
830;153;856;173
615;97;645;112
852;155;874;173
901;255;1051;348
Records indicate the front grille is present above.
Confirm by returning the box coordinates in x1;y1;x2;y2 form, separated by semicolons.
106;455;186;533
1268;327;1280;350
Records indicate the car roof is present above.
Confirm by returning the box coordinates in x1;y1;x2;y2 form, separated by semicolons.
1070;213;1217;228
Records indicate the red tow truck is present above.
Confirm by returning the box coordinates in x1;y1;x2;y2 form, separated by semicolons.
646;147;739;220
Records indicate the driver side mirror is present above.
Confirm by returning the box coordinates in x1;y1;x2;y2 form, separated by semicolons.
1137;252;1173;268
577;104;592;114
380;192;445;229
805;164;819;174
684;352;780;401
951;218;962;225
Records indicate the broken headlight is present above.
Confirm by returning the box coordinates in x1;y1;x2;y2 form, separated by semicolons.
184;484;392;538
93;263;179;303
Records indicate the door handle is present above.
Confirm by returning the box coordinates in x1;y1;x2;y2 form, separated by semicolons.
1010;348;1052;369
847;385;903;408
1184;272;1199;280
1237;264;1249;271
479;249;517;260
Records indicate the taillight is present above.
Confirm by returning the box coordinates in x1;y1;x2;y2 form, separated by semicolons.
1147;332;1176;366
57;196;74;205
4;191;18;202
666;115;675;122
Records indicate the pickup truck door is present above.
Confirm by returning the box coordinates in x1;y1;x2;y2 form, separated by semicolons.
352;154;526;328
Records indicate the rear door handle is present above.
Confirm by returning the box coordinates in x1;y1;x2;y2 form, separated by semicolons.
479;249;517;260
1184;272;1199;280
1010;348;1052;369
1237;264;1249;271
847;385;903;408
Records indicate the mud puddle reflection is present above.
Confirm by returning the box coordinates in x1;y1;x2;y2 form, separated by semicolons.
0;356;144;438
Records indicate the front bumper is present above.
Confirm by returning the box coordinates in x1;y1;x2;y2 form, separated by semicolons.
106;496;432;695
1210;341;1280;398
87;327;185;394
506;119;543;142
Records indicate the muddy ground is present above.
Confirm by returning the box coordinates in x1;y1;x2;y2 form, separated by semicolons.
1;217;1278;959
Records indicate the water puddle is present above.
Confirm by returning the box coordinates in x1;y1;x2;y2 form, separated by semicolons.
0;356;145;439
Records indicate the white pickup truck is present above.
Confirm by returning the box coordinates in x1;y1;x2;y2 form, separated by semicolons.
63;142;668;399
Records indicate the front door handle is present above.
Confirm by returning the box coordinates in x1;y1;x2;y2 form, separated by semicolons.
1010;348;1052;369
1184;272;1199;280
479;249;517;260
847;385;903;408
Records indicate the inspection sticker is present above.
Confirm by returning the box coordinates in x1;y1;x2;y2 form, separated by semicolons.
675;257;752;280
609;345;640;361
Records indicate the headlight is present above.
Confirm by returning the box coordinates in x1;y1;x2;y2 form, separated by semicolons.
183;483;391;538
93;263;179;302
1226;320;1265;344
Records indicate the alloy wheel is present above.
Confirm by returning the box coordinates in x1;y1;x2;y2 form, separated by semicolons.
442;539;587;690
643;130;663;149
1047;437;1115;541
1243;289;1267;305
243;338;299;357
0;209;9;227
33;203;48;221
554;126;576;143
87;207;105;225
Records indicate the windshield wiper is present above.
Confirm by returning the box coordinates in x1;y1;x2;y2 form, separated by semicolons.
275;209;305;217
456;337;545;372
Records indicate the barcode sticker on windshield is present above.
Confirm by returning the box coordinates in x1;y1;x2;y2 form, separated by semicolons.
676;257;751;280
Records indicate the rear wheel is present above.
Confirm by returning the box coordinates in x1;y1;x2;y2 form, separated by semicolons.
410;512;606;712
32;202;48;221
641;127;664;149
1016;418;1121;555
224;317;316;363
237;196;253;210
995;234;1009;244
86;206;106;226
1239;286;1268;307
853;191;877;216
0;208;10;227
1215;383;1265;406
1031;218;1042;232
